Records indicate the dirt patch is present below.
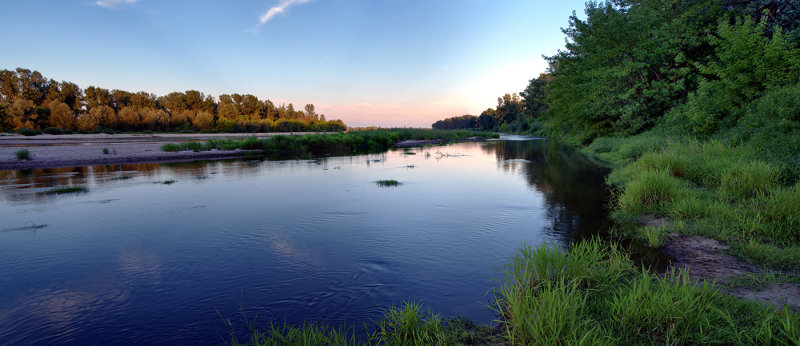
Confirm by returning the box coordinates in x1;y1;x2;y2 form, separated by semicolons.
730;283;800;310
660;231;799;309
661;233;760;281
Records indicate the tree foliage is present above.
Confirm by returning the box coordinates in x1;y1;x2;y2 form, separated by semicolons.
0;68;346;133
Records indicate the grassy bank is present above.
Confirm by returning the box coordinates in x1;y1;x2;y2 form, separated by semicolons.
229;240;799;345
584;132;800;270
161;129;498;157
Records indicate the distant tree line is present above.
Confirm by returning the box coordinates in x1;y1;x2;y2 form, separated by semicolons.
0;68;346;133
433;0;800;141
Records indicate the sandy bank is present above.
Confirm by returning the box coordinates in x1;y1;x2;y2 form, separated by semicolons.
0;133;315;170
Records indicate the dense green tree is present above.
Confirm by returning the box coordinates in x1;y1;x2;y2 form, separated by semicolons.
478;108;497;130
432;114;478;130
521;73;551;118
680;16;800;133
544;0;726;140
495;93;524;125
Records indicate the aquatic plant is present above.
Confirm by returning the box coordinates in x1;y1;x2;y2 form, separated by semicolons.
14;149;31;160
42;186;88;195
376;180;399;187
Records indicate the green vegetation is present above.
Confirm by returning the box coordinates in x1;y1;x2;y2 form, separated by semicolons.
430;0;800;270
102;147;110;155
0;68;346;133
42;186;88;195
16;128;39;136
492;240;800;345
161;129;497;157
423;1;800;342
14;149;31;160
233;241;799;345
230;301;501;345
375;180;399;187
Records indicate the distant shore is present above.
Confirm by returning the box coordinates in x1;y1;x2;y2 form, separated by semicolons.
0;132;322;170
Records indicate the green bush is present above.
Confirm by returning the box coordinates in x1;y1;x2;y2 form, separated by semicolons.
17;128;38;136
43;127;63;135
14;149;31;160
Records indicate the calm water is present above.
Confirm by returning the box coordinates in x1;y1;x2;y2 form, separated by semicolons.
0;138;611;344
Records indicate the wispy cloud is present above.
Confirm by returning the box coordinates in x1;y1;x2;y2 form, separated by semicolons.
94;0;137;9
258;0;311;26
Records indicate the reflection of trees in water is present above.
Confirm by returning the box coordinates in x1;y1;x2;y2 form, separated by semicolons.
481;140;611;243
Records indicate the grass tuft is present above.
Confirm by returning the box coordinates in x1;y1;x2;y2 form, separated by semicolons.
376;180;400;187
42;186;88;195
15;149;31;160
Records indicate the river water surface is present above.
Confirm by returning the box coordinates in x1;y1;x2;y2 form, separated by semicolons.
0;138;611;344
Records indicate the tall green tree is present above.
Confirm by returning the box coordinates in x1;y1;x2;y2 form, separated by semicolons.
544;0;725;140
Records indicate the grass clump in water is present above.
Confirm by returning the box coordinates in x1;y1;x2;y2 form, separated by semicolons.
238;322;356;346
160;180;176;185
370;301;450;345
14;149;31;160
42;186;88;195
375;180;399;187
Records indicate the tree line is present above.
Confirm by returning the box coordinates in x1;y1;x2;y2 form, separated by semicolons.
433;0;800;142
0;68;346;133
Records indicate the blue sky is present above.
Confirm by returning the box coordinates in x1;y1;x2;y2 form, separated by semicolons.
0;0;587;127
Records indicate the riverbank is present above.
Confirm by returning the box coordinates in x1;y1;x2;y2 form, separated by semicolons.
0;131;497;170
581;132;800;311
0;133;318;170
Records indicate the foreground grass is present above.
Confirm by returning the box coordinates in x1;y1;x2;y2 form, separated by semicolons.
230;240;799;345
495;240;799;345
161;129;498;157
585;132;800;270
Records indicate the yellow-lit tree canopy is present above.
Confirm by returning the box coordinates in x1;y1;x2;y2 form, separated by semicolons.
0;68;346;133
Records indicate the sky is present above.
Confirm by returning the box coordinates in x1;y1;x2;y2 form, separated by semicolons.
0;0;587;127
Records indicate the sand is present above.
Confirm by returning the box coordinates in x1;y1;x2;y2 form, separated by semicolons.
0;133;305;170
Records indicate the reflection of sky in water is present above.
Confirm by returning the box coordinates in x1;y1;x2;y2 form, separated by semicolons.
0;140;610;344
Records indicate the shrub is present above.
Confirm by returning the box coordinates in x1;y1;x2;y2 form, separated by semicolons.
14;149;31;160
17;128;38;136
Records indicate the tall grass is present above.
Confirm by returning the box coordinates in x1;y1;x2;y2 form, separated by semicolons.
590;134;800;268
492;240;800;345
370;301;450;345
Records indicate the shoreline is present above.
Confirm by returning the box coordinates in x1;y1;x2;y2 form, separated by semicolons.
0;133;317;170
0;133;492;171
